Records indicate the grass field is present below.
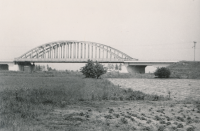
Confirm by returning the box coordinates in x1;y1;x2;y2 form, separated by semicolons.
0;71;200;131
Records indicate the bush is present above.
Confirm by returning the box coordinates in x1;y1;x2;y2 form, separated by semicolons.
94;61;107;79
80;60;107;79
154;67;171;78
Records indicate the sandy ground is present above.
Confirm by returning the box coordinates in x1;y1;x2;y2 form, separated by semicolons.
107;78;200;101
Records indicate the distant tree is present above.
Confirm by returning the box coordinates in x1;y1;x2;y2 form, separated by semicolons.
47;64;53;71
80;60;107;79
108;63;114;70
35;65;38;71
115;64;119;70
35;65;41;71
47;64;49;71
154;67;171;78
119;63;122;70
41;65;45;71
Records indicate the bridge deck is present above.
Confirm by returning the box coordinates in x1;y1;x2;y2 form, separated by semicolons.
14;58;130;63
0;60;14;64
124;61;177;65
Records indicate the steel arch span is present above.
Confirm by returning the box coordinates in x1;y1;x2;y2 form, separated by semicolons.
15;41;138;63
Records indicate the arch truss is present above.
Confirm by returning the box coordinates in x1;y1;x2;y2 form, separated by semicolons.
15;41;138;63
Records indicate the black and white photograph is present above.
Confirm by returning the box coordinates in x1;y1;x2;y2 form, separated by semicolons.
0;0;200;130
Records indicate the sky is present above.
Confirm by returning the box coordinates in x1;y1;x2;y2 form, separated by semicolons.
0;0;200;70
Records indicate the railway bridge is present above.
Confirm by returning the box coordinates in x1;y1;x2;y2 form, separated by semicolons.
0;40;177;73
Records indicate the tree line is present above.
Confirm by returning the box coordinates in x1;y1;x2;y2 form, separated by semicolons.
34;65;56;71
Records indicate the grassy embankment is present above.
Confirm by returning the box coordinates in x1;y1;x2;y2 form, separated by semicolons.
102;61;200;79
168;61;200;79
0;71;167;131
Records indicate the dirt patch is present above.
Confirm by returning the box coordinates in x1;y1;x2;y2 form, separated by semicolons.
40;101;200;131
107;78;200;100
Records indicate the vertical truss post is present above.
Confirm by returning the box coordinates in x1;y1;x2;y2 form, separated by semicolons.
54;46;56;59
65;43;67;58
77;42;79;59
74;42;76;59
81;43;82;58
56;45;58;58
84;43;86;59
60;44;62;59
49;47;50;58
70;43;72;59
63;44;65;59
53;47;54;58
55;45;58;58
42;47;45;59
62;44;63;58
67;43;69;58
54;47;55;58
51;47;53;58
106;47;108;59
91;44;93;59
59;44;60;59
48;47;50;58
102;46;104;59
99;48;100;59
88;44;90;59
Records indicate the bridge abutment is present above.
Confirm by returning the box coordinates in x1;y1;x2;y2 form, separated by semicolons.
124;61;177;74
17;62;35;72
0;64;8;70
125;64;147;74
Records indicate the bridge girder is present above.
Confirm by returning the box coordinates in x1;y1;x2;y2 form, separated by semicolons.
15;41;138;63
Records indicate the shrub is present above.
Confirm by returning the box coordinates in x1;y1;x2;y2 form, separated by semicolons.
187;127;195;131
177;123;183;128
80;60;96;78
94;61;107;79
154;67;171;78
80;60;107;79
157;125;165;131
121;117;128;124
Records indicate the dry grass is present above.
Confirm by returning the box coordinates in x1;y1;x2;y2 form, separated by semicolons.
0;71;200;131
102;71;155;79
0;71;166;131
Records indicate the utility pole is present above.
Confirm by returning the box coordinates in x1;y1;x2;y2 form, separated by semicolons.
192;41;196;61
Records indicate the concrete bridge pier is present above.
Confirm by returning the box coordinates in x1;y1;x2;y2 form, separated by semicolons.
17;62;35;72
125;64;147;74
124;61;177;74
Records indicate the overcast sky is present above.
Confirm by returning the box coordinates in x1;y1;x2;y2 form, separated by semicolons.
0;0;200;69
